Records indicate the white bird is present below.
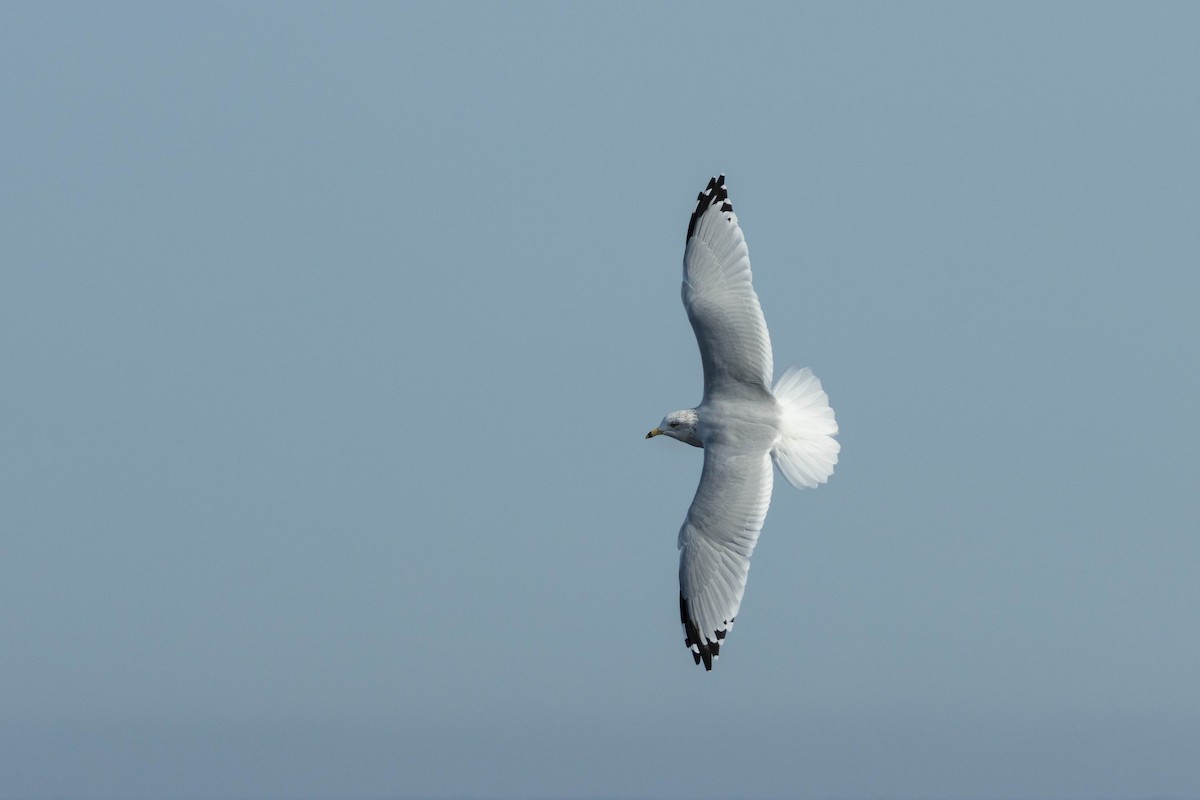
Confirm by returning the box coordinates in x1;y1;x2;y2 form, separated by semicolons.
646;175;840;670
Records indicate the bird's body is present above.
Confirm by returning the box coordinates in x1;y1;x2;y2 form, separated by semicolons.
697;392;779;451
647;175;839;670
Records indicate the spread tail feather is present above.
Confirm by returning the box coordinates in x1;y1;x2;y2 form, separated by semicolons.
771;366;839;490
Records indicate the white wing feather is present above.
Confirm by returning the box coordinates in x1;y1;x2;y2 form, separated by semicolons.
678;446;774;669
683;176;774;398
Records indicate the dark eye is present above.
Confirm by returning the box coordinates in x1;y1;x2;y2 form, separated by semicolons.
669;421;679;428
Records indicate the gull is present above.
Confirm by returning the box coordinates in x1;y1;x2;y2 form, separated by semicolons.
646;175;839;670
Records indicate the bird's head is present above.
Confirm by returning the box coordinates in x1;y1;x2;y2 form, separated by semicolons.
646;408;702;448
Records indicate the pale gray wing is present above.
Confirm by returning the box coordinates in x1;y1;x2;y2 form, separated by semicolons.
683;175;774;399
678;443;774;670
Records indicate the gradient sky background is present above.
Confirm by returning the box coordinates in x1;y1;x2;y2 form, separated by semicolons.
3;4;1199;799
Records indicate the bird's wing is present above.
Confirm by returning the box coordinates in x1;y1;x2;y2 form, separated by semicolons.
683;175;774;399
678;443;774;670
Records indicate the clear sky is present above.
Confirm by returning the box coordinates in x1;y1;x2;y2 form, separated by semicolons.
3;3;1198;799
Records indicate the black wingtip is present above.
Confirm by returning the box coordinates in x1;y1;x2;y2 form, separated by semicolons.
680;592;728;671
685;174;732;242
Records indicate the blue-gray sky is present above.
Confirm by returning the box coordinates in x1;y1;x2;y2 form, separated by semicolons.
3;3;1198;799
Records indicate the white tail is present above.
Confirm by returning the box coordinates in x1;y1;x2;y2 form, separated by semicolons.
771;366;840;490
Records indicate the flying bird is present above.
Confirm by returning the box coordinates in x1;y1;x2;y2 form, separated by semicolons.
646;175;840;670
